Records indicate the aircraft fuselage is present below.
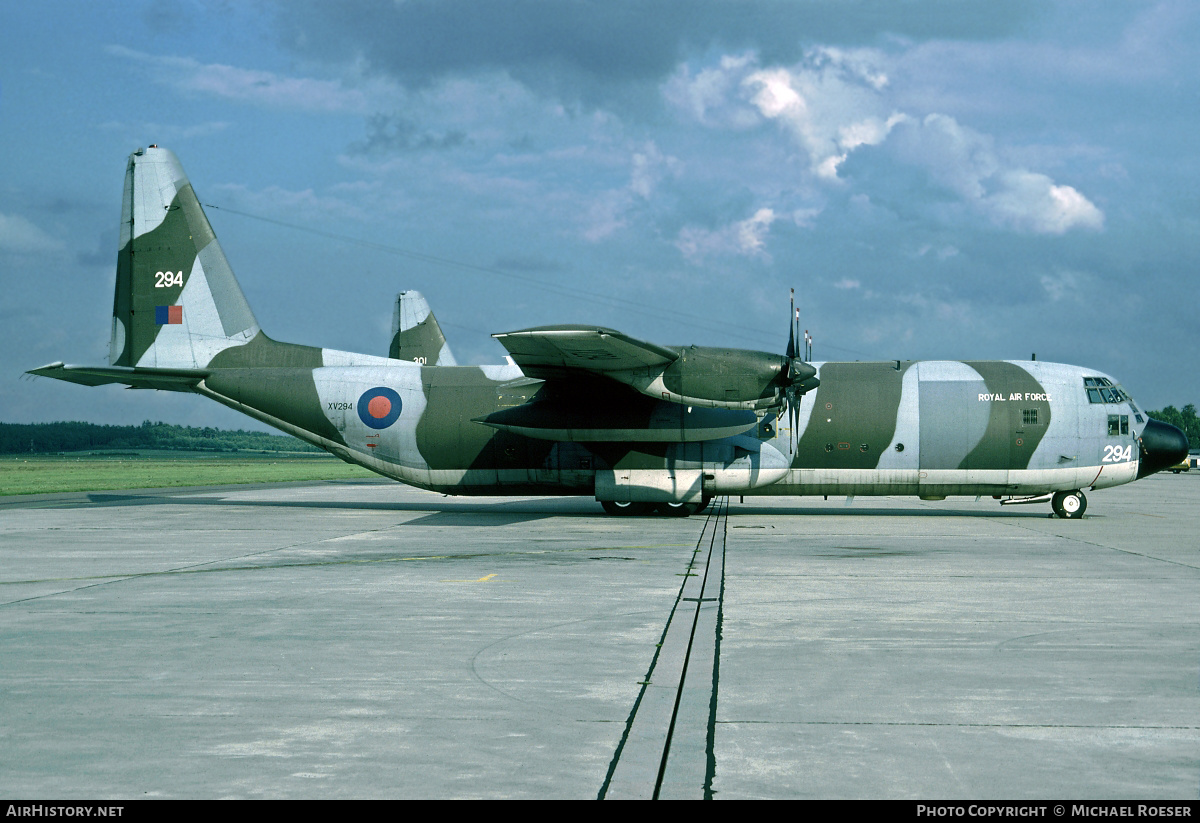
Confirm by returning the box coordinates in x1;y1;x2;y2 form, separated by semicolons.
195;345;1148;504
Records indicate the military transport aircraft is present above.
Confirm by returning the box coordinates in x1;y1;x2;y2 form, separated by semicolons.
29;147;1188;518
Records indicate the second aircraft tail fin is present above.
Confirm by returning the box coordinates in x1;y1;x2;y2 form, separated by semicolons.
389;290;457;365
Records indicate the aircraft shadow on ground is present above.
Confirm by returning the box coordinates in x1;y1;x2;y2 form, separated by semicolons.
52;489;1058;522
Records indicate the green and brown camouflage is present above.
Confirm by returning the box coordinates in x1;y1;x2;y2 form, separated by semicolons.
28;147;1189;517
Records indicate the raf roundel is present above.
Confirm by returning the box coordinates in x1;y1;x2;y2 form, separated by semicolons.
357;387;403;429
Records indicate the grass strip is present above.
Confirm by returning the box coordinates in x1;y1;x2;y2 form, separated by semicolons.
1;454;377;495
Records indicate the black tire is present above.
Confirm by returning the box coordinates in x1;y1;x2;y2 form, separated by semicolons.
600;500;653;516
1051;490;1087;519
656;501;702;517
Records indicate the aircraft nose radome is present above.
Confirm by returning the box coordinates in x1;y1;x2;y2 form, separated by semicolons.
1137;418;1189;479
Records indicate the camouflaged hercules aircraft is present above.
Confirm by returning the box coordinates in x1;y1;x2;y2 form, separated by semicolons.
30;147;1189;518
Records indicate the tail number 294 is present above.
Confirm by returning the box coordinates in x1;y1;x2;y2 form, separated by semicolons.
155;271;184;288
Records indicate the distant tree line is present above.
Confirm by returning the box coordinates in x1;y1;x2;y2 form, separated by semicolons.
1145;405;1199;450
0;421;322;455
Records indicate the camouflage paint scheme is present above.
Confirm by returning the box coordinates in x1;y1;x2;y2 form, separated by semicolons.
30;148;1188;516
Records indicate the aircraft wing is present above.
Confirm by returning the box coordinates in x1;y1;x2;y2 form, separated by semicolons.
483;324;817;442
493;324;813;415
487;327;763;442
492;326;676;379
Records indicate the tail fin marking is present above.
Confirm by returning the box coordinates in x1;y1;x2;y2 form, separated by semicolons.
110;147;259;370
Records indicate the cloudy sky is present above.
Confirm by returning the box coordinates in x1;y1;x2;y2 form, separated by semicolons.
3;0;1197;430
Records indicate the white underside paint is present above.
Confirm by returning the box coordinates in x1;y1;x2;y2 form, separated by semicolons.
752;460;1138;497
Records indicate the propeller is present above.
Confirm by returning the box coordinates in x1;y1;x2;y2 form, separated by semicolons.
780;289;818;453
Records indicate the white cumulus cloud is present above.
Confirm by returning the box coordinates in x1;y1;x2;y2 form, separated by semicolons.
742;55;902;179
890;114;1104;234
667;47;902;180
665;48;1105;234
583;141;680;241
108;46;398;114
676;207;779;262
0;213;63;254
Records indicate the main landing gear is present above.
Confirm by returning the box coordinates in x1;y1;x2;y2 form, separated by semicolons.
600;499;711;517
1051;489;1087;519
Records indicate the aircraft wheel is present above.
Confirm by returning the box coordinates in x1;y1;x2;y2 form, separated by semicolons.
1052;490;1087;519
601;500;653;516
656;501;701;517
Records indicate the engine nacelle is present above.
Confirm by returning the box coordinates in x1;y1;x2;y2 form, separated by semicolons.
617;347;817;410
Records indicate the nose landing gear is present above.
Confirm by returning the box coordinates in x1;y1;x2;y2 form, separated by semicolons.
1052;490;1087;519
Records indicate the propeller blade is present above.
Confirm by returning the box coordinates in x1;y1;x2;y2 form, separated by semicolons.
780;288;817;453
786;289;796;360
791;387;799;454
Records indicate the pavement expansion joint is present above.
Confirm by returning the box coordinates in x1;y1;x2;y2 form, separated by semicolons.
599;497;729;800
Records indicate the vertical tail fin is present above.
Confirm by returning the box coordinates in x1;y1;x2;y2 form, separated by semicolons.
109;146;259;369
389;290;457;365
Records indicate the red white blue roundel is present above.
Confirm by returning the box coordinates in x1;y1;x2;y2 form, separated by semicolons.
358;387;402;429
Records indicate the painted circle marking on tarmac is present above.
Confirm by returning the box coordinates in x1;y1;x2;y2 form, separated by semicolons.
358;387;403;429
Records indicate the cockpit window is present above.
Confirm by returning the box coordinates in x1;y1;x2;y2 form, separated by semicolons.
1084;377;1129;404
1108;414;1129;436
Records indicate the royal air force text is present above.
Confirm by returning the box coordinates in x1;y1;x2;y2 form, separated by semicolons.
978;393;1052;403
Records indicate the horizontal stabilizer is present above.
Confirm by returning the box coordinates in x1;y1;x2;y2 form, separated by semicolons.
27;362;207;391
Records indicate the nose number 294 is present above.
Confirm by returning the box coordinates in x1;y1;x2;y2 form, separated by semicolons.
1103;444;1133;463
